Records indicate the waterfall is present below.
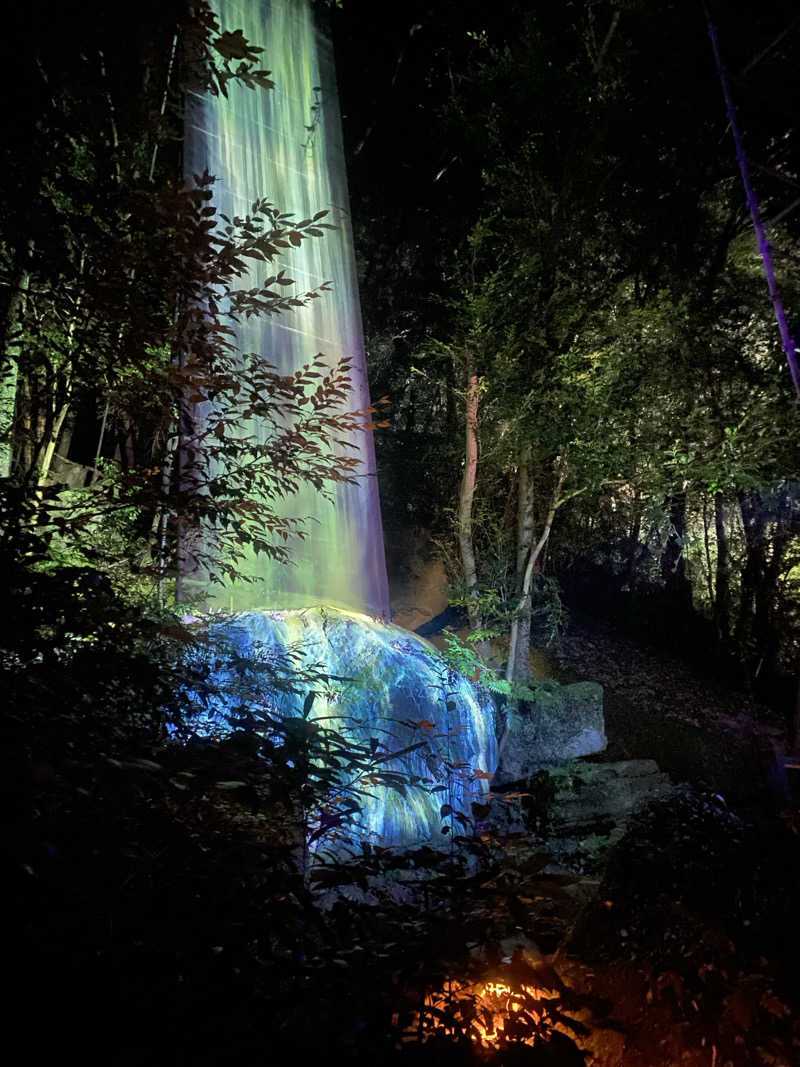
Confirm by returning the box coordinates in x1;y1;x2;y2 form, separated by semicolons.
181;0;499;850
189;607;498;852
183;0;389;618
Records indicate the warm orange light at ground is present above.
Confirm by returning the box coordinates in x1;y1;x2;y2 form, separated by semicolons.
407;976;559;1050
466;980;550;1046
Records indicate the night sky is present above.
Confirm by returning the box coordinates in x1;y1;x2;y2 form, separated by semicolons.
331;0;800;275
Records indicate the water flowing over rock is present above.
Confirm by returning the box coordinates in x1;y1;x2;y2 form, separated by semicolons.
187;607;498;849
179;2;497;850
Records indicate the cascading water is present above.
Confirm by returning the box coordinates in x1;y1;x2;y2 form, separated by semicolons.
190;606;498;850
182;0;498;849
184;0;388;616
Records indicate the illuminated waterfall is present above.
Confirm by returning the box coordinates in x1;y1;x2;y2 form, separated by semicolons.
182;0;498;849
184;0;389;617
191;606;498;850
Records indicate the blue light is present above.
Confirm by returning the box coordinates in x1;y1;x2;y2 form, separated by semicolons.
184;607;498;852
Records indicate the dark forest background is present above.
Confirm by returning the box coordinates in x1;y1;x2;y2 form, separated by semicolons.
334;0;800;705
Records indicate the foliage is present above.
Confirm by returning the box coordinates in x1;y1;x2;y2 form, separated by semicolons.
345;0;800;687
567;791;800;1065
436;629;541;705
0;0;373;602
3;507;578;1061
2;501;497;1060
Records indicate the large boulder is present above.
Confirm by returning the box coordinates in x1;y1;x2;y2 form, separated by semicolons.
488;758;675;872
185;606;498;850
493;680;606;785
534;758;675;838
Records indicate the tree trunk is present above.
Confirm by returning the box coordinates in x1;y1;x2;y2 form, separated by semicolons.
156;411;179;606
456;360;490;658
25;365;51;484
175;392;196;606
508;446;535;682
736;491;766;660
754;529;789;682
734;491;788;684
36;250;84;486
91;400;110;484
17;375;33;474
701;494;715;609
0;242;34;478
38;400;71;484
0;349;20;479
713;493;731;645
661;490;693;611
507;466;566;683
515;445;535;579
57;411;75;469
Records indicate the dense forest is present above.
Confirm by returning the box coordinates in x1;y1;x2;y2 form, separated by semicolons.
336;0;800;701
4;0;800;1063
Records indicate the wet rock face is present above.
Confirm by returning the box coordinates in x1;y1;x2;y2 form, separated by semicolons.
493;681;606;785
187;606;498;849
488;758;675;873
532;759;675;839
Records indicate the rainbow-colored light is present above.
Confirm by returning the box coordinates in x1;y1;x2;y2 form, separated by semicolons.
184;0;389;616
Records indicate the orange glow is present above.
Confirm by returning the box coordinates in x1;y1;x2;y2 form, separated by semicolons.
408;976;559;1050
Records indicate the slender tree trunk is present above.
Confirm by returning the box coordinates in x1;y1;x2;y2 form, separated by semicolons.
17;375;33;473
148;33;179;183
457;359;490;657
755;530;789;681
508;446;535;682
176;358;205;606
736;491;767;680
515;445;535;579
0;350;20;479
714;493;731;645
744;485;795;688
156;412;179;607
98;50;122;187
25;364;54;484
38;400;71;484
91;400;110;484
702;494;716;610
457;365;479;608
507;466;566;683
0;242;34;477
661;490;693;611
38;251;83;486
57;411;75;468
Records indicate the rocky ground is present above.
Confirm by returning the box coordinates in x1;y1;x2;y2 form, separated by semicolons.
550;614;791;807
361;546;800;1063
479;615;800;1067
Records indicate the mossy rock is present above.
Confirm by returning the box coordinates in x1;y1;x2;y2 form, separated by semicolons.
494;682;606;785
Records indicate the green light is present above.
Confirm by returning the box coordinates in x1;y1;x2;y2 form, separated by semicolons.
184;0;389;617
